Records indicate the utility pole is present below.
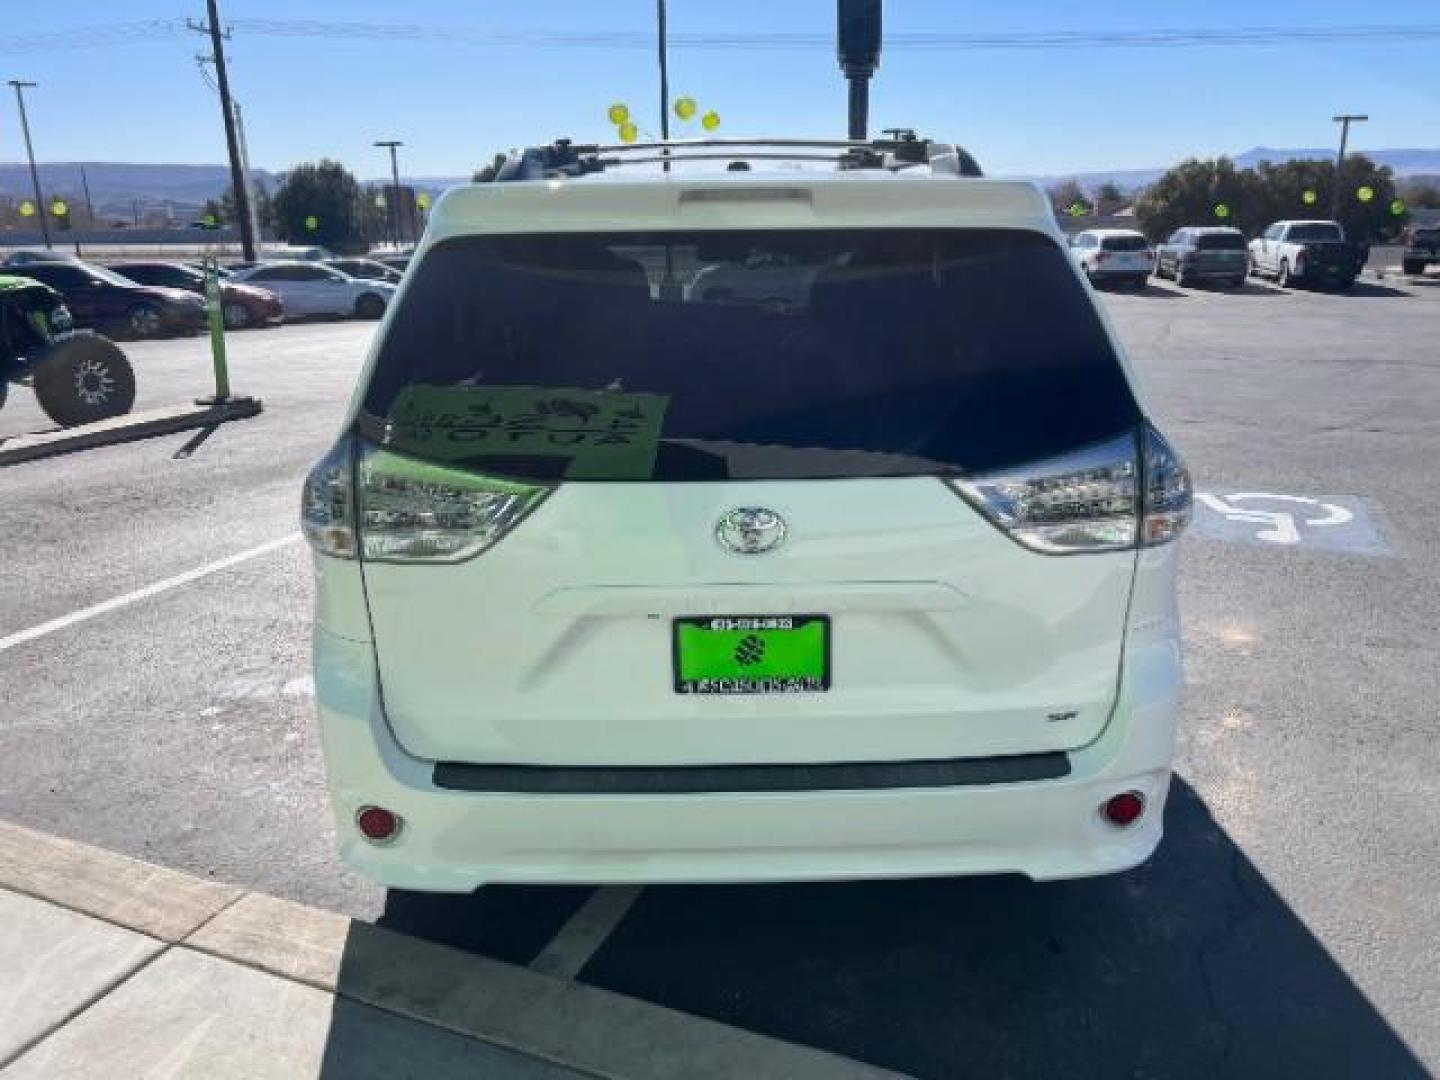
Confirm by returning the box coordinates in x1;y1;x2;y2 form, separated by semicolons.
836;0;882;140
188;2;256;261
1331;113;1368;219
79;165;96;224
374;140;405;248
9;81;51;248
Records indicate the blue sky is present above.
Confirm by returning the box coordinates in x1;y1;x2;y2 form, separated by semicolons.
1;1;1435;180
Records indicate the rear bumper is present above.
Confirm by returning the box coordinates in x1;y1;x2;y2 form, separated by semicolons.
1179;259;1246;279
314;628;1181;891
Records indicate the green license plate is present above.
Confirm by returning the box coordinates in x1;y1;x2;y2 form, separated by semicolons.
673;615;831;694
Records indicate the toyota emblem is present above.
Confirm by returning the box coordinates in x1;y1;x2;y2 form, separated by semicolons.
716;507;787;555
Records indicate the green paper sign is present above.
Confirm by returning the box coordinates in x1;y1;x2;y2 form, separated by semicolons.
385;384;670;480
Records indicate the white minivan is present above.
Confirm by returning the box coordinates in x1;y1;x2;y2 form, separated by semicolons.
303;138;1190;892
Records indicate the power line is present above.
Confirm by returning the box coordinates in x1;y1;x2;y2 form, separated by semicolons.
3;19;1440;55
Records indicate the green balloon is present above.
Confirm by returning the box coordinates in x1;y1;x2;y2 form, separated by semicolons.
1214;203;1231;219
304;215;319;231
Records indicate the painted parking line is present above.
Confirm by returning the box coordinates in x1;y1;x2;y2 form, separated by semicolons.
0;534;301;654
1192;491;1388;555
530;885;645;981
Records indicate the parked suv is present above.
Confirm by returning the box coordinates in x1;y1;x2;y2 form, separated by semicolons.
1152;227;1247;288
1401;224;1440;277
1068;229;1152;289
303;138;1191;892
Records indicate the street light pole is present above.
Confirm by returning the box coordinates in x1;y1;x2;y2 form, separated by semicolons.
1331;113;1368;220
375;140;405;248
9;81;51;249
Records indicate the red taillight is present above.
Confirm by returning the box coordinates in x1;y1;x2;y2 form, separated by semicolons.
1094;251;1109;263
356;805;402;843
1101;791;1146;828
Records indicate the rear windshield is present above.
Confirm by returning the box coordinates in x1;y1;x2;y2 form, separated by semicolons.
1100;234;1148;252
361;229;1140;481
1288;223;1343;242
1411;229;1440;244
1196;232;1245;250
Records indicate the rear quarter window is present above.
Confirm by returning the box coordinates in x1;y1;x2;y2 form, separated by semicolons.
360;228;1141;481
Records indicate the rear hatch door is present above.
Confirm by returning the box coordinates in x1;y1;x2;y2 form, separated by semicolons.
356;222;1144;767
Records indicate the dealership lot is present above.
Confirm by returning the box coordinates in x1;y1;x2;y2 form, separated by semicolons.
1;279;1437;1077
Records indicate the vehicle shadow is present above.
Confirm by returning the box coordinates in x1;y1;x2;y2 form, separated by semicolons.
1332;281;1415;298
1104;282;1187;299
315;777;1426;1080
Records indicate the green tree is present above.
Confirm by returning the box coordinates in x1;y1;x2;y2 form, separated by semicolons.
1134;157;1258;240
1137;154;1404;243
1399;179;1440;208
221;181;275;231
1046;178;1090;217
271;160;368;251
1094;180;1126;216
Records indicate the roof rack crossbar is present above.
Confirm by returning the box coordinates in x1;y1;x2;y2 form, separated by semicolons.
473;134;983;183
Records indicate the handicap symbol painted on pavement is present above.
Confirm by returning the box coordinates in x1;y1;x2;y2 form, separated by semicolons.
1191;491;1389;555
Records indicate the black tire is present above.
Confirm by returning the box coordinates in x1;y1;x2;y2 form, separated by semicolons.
223;301;252;329
32;333;136;428
0;378;8;414
1155;256;1169;281
1277;259;1292;288
1402;259;1425;276
125;302;164;339
1227;277;1246;289
355;293;386;320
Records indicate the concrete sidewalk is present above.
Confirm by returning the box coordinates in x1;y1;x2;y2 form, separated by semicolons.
0;821;902;1079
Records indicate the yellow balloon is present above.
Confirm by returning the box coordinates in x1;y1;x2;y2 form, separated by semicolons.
19;200;34;217
416;192;431;210
1302;189;1318;205
51;199;68;216
674;96;697;121
608;103;630;125
1356;185;1375;203
701;110;721;132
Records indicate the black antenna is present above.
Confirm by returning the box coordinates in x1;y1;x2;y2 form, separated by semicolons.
837;0;882;140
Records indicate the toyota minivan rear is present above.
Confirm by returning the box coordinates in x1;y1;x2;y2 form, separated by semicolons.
305;169;1190;891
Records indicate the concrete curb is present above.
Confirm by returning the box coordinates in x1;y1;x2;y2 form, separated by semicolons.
0;821;904;1080
0;397;262;466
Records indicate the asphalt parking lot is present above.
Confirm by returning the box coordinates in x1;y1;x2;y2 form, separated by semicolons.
2;275;1437;1078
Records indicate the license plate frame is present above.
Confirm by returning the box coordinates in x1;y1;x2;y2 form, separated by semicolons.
672;615;831;694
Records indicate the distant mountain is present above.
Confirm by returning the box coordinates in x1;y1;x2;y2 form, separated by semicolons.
0;162;281;217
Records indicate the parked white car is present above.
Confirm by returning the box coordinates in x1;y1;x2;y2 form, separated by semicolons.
230;261;395;319
302;142;1191;892
1068;229;1153;289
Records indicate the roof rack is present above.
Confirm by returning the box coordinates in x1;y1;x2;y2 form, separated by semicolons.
473;131;983;183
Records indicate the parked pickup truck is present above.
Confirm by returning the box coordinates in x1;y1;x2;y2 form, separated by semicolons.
1248;220;1367;290
1401;225;1440;277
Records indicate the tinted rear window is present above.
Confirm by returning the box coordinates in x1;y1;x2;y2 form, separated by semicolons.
1100;235;1147;252
361;229;1140;481
1196;233;1245;250
1289;223;1343;242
